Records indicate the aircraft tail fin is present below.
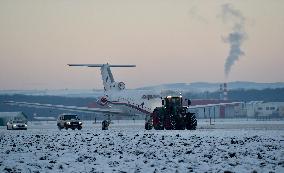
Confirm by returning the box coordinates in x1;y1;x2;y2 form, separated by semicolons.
68;63;136;92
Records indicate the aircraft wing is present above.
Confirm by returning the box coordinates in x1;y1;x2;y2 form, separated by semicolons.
4;101;123;114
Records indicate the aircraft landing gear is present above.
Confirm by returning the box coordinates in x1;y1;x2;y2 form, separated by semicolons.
102;114;112;130
102;120;109;130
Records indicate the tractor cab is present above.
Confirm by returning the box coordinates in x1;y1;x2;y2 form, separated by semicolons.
162;95;191;115
162;95;191;107
162;96;182;108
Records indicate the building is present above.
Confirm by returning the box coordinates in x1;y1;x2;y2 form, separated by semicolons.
254;102;284;118
0;112;28;126
188;99;246;119
246;101;263;118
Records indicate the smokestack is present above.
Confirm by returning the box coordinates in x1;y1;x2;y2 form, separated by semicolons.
219;84;223;100
223;83;228;100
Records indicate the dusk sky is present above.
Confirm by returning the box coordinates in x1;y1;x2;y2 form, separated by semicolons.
0;0;283;90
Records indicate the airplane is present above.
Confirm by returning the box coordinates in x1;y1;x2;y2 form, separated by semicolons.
67;63;163;116
4;63;163;128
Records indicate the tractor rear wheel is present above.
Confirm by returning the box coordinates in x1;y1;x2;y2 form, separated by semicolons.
153;108;164;130
186;113;197;130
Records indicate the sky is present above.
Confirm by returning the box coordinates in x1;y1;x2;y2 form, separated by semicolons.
0;0;283;90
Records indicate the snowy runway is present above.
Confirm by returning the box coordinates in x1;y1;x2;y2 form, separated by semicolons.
1;120;284;173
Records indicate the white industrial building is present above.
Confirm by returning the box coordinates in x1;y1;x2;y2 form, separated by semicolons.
253;102;284;118
246;101;264;117
189;100;284;119
188;100;247;119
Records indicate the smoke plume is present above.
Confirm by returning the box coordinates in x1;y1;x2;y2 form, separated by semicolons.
221;3;247;78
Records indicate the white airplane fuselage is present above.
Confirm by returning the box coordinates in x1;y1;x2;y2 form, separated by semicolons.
69;63;162;118
104;90;162;117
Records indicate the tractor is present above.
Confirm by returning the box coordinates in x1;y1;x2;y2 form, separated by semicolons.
145;96;197;130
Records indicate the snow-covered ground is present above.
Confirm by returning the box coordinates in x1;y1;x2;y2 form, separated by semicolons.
1;120;284;173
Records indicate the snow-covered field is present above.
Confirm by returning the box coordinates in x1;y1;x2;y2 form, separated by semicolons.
1;120;284;173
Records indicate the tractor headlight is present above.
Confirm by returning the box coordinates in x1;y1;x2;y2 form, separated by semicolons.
13;124;17;127
25;124;27;127
66;122;71;125
79;122;82;125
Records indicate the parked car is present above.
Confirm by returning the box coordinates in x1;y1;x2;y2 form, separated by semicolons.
7;120;27;130
57;113;82;130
